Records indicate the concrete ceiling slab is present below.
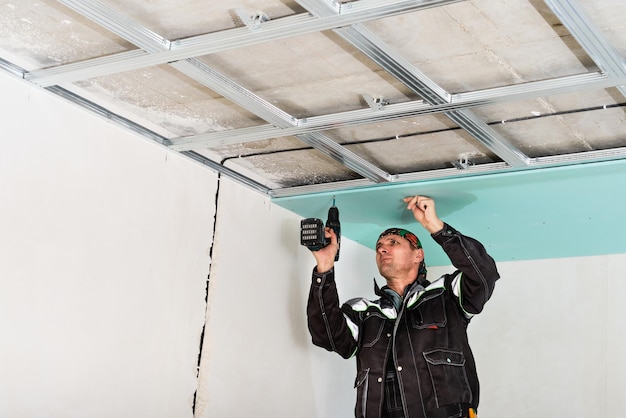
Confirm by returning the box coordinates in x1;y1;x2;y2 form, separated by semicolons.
198;32;415;117
0;0;131;68
104;0;303;39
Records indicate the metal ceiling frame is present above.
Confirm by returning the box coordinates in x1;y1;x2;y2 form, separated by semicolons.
544;0;626;98
26;0;463;86
269;145;626;197
169;71;624;149
299;0;530;167
168;55;395;183
57;0;396;184
3;0;625;198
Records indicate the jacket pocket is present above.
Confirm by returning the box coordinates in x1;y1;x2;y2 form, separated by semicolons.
423;349;472;409
409;293;447;329
354;368;370;418
360;315;386;348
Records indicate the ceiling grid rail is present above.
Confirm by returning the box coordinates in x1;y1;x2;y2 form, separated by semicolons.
57;0;395;184
168;58;395;183
297;0;531;167
56;0;171;52
45;79;278;193
26;0;462;87
270;145;626;198
48;0;269;193
169;72;626;150
544;0;626;98
330;22;532;167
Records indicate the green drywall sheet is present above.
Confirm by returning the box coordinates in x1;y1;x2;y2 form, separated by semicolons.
274;159;626;266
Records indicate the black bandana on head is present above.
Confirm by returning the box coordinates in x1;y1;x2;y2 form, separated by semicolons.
377;227;429;285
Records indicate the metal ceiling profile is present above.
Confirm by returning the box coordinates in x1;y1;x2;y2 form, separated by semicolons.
2;0;625;198
545;0;626;95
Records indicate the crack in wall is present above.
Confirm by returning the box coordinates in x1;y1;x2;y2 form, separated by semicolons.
192;174;221;416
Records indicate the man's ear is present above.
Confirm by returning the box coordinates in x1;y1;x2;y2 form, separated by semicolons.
414;248;424;264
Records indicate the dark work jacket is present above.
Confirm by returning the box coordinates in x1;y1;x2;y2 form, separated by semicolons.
307;224;500;418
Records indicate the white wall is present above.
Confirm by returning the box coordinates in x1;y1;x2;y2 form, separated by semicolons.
193;177;377;418
470;254;626;417
0;72;216;418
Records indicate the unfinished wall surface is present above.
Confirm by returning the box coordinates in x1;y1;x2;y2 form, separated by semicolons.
0;72;216;417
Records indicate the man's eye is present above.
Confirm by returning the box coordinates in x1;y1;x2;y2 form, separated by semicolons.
390;239;397;244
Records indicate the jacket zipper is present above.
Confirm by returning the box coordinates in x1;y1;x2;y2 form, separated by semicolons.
392;301;409;416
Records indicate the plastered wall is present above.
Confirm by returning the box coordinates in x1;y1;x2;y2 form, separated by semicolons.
0;72;216;417
461;254;626;416
194;177;378;418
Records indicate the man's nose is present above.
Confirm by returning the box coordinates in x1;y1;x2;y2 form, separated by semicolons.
377;246;387;254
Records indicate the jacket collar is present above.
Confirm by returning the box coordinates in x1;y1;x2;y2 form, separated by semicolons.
374;275;431;297
374;276;432;311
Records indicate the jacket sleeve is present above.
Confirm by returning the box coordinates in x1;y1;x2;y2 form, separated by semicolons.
432;223;500;316
306;267;359;359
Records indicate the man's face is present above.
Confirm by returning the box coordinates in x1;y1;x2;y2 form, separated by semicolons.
375;234;423;279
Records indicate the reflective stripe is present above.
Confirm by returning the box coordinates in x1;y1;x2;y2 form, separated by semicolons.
451;273;463;298
404;289;425;308
452;273;474;319
345;313;360;340
347;298;397;319
406;276;445;308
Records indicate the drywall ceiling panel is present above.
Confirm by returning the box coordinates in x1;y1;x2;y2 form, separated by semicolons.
273;158;626;265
